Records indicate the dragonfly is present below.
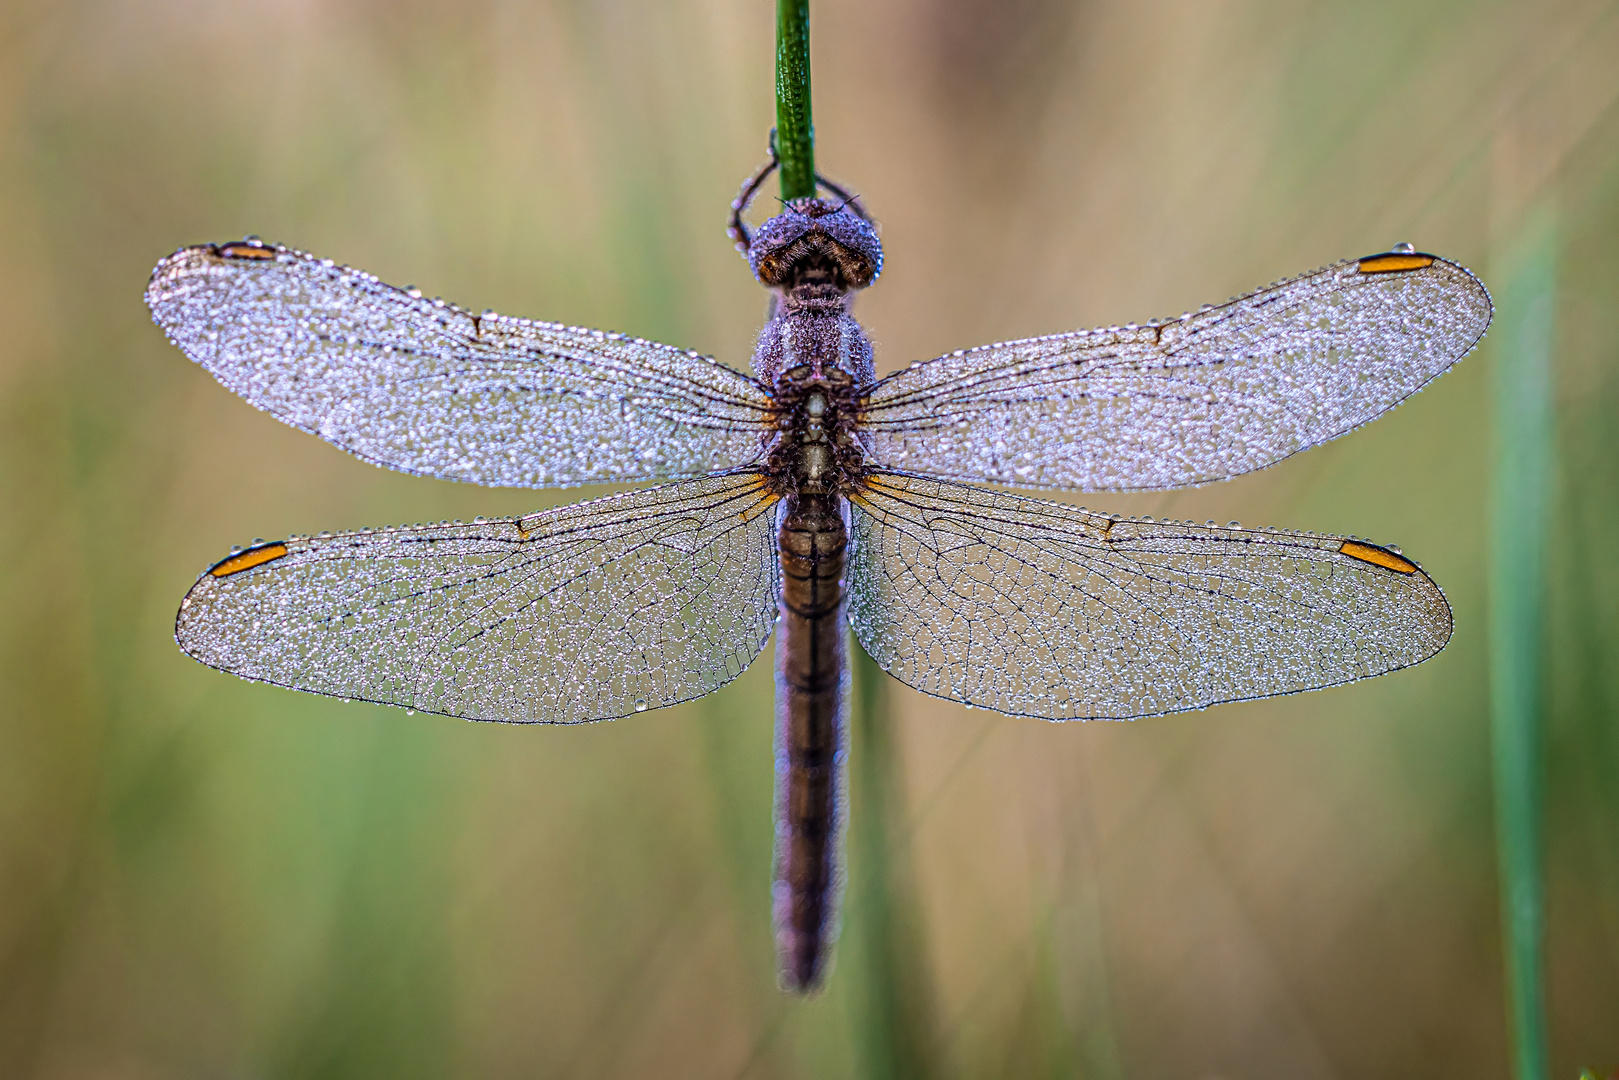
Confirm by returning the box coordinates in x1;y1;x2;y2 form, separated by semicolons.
147;149;1492;992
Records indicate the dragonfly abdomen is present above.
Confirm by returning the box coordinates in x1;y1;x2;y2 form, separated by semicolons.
772;491;849;992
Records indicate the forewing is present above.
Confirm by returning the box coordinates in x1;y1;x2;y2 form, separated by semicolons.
147;241;776;487
860;253;1491;491
177;473;781;723
847;473;1451;720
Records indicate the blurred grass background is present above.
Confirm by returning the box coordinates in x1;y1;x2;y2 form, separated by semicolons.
2;0;1617;1076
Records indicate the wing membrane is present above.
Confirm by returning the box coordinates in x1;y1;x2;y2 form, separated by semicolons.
147;242;775;487
177;473;781;723
860;254;1491;491
847;473;1451;720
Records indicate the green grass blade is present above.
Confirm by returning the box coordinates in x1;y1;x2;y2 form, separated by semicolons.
1489;199;1556;1080
850;645;936;1079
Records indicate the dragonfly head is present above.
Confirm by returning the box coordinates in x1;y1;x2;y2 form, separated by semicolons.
749;198;882;295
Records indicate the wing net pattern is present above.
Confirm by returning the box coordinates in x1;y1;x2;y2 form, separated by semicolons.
847;473;1452;720
861;257;1491;490
147;243;775;487
177;474;781;723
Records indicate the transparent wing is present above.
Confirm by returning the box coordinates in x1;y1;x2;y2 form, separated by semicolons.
860;253;1491;491
847;472;1451;720
177;473;781;723
147;241;776;487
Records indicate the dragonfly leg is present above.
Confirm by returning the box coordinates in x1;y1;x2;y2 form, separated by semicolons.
729;132;781;253
813;174;870;222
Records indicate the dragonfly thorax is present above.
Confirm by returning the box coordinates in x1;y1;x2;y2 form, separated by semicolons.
750;199;878;497
762;363;867;496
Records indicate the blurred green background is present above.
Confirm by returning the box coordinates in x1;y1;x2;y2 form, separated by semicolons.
2;0;1617;1076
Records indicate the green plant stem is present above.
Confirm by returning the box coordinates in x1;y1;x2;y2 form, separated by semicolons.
1489;199;1555;1080
775;0;814;200
851;646;934;1080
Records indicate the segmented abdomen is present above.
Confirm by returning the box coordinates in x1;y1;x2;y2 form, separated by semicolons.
772;492;849;992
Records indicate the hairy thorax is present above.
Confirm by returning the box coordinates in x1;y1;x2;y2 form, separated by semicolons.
752;229;877;498
754;301;873;497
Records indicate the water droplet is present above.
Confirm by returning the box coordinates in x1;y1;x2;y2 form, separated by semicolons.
406;709;415;716
1227;521;1241;529
1392;241;1416;254
634;699;647;712
405;285;422;299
